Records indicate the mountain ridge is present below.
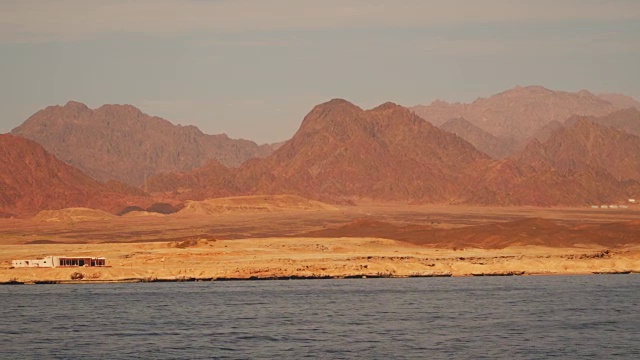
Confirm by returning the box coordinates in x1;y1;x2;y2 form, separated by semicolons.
11;101;280;186
410;85;616;140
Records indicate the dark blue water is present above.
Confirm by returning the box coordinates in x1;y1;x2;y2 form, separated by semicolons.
1;276;639;359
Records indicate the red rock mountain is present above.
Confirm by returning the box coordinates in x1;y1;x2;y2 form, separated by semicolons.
438;118;518;158
148;100;492;203
11;101;278;186
467;120;640;206
411;86;615;140
539;120;640;182
0;134;152;217
147;99;640;207
598;93;640;110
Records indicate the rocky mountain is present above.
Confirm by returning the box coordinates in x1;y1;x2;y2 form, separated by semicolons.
536;119;640;182
467;120;640;206
11;101;278;186
411;86;615;140
146;98;640;207
0;134;152;217
438;118;518;158
598;93;640;110
565;108;640;137
147;99;492;203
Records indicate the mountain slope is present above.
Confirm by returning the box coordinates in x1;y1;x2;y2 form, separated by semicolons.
467;121;640;206
0;134;151;216
565;108;640;137
439;118;518;158
540;119;640;182
11;101;277;186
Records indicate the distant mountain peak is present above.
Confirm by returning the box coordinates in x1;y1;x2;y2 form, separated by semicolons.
577;89;595;97
298;98;365;133
320;98;360;109
410;85;614;139
497;85;555;98
96;103;145;116
63;100;90;109
429;99;450;105
369;101;401;112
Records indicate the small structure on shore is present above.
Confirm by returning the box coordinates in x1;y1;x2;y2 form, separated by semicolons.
11;256;106;268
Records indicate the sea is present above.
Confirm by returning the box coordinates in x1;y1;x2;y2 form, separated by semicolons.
1;275;638;359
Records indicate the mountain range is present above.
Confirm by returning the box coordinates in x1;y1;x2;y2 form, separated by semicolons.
148;100;491;203
146;97;640;207
3;85;640;216
411;86;616;140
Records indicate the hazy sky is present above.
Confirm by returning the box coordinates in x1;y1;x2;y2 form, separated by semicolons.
1;0;639;143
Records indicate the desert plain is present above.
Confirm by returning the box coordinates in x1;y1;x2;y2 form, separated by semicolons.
1;198;639;284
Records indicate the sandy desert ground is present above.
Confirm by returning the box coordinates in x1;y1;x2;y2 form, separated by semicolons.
1;238;638;283
1;203;639;283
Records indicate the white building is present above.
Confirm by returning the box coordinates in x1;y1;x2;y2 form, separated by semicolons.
629;199;637;203
11;256;106;268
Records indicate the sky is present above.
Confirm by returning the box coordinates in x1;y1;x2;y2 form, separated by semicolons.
1;0;639;143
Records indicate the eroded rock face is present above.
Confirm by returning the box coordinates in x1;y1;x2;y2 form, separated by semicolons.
11;101;278;186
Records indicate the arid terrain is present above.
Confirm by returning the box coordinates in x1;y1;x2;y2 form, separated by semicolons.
1;203;638;283
2;86;640;284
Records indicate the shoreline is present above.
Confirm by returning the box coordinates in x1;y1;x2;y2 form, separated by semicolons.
1;271;636;286
2;237;639;285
